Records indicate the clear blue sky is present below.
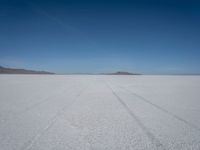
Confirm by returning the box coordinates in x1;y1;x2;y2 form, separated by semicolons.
0;0;200;74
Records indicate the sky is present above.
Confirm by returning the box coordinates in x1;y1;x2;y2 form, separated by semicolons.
0;0;200;74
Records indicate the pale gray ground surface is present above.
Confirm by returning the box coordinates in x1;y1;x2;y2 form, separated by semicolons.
0;75;200;150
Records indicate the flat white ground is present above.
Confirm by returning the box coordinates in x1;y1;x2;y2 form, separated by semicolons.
0;75;200;150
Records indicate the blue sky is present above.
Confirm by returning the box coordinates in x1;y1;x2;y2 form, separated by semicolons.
0;0;200;74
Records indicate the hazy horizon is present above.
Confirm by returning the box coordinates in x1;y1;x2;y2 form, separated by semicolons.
0;0;200;74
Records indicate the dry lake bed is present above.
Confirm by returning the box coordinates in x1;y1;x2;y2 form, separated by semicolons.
0;75;200;150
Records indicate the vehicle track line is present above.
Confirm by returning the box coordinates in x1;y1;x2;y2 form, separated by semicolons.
118;85;200;132
21;85;89;150
1;84;78;123
104;81;167;150
18;84;78;115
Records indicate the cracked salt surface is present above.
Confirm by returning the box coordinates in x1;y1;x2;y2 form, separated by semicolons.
0;75;200;150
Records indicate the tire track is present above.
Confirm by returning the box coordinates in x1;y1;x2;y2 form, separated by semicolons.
17;84;78;116
118;85;200;132
104;81;167;150
21;85;90;150
1;83;78;123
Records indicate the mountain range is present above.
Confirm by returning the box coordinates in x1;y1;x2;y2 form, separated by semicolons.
0;66;54;74
0;66;141;75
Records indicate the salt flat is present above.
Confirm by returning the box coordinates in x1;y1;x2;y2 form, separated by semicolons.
0;75;200;150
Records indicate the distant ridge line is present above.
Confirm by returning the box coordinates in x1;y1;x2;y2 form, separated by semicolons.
0;66;54;74
104;71;141;75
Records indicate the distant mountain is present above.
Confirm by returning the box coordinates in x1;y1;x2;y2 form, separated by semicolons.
0;66;54;74
105;71;141;75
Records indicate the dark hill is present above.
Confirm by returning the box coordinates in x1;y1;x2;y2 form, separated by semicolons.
0;66;54;74
106;71;141;75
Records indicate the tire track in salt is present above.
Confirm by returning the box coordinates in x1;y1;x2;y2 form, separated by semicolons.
104;81;167;150
118;85;200;132
1;83;78;123
17;84;78;116
21;85;90;150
